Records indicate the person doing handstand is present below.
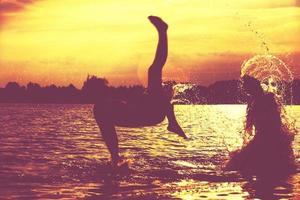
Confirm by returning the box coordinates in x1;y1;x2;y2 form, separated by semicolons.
93;16;187;167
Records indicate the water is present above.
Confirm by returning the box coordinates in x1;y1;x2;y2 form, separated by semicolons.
0;104;299;199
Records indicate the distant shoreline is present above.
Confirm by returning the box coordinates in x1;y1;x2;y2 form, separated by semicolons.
1;75;299;105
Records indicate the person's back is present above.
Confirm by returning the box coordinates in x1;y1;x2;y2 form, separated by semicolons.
251;92;282;140
94;91;169;127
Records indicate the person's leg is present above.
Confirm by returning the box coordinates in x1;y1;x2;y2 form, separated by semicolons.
94;105;120;165
147;16;187;138
166;103;187;139
99;121;120;165
147;16;168;94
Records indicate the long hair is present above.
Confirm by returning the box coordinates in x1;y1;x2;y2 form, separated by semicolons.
242;75;263;142
243;77;296;144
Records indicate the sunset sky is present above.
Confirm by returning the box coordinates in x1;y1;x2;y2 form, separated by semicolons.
0;0;299;87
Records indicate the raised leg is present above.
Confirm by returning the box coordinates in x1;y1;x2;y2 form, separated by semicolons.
147;16;168;94
147;16;187;139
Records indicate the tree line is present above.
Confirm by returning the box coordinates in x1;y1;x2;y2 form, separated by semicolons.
0;75;299;104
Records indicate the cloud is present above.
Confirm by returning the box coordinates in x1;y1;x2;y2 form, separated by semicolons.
0;2;23;12
168;52;300;86
0;0;38;23
17;0;33;3
0;1;22;23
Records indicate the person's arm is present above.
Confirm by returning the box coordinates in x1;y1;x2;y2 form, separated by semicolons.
244;102;254;142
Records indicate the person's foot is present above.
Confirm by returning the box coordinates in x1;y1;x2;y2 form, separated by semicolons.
167;124;187;139
112;156;129;168
148;15;168;31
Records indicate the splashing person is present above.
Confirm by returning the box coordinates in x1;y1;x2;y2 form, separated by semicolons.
93;16;187;168
226;75;296;178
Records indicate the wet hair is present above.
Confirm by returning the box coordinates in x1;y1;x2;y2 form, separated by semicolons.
241;75;264;97
244;88;295;144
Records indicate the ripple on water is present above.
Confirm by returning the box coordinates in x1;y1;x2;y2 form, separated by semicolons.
0;104;299;199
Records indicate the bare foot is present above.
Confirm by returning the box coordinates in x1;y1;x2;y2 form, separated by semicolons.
112;156;129;169
168;124;188;139
148;15;168;31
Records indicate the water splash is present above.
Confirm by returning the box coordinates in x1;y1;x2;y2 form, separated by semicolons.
172;83;195;104
173;83;194;94
241;54;294;105
245;22;270;54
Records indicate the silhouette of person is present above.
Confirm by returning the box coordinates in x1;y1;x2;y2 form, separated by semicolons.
226;75;296;178
93;16;187;167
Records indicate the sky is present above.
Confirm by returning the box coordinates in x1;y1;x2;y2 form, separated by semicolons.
0;0;299;88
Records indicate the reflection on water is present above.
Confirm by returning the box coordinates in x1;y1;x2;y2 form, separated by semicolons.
0;104;299;199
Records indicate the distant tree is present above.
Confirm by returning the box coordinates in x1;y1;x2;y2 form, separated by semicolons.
40;84;58;103
3;82;26;102
5;82;22;91
180;85;208;104
81;75;109;103
26;82;42;102
66;84;77;91
27;82;41;91
60;84;81;103
208;80;240;104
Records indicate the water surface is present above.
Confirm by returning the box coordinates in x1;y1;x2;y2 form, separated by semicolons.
0;104;299;199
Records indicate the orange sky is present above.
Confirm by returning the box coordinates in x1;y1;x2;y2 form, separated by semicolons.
0;0;299;87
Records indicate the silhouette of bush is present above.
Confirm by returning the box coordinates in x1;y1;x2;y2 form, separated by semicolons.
81;75;109;103
2;82;26;103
